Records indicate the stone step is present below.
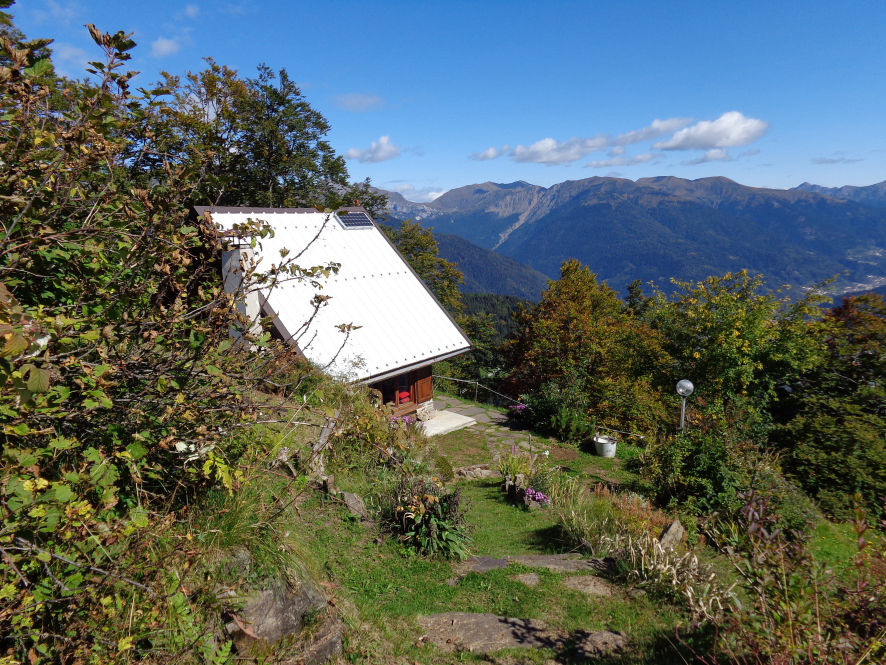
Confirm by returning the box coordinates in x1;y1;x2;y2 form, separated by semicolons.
417;612;626;658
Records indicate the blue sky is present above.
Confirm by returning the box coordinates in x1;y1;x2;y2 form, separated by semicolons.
13;0;886;201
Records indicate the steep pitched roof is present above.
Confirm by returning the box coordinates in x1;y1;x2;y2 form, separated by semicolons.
198;206;472;383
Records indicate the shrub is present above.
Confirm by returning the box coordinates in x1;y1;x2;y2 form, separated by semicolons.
642;430;745;516
330;386;429;470
497;445;535;479
385;476;471;559
698;493;886;664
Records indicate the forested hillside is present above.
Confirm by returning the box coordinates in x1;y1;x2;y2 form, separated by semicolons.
386;177;886;297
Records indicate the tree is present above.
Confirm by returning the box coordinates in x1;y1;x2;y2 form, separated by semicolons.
772;293;886;519
503;259;671;437
128;59;386;215
645;271;826;424
382;220;464;315
0;21;341;661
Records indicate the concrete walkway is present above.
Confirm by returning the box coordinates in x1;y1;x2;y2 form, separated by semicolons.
421;409;476;437
426;394;547;465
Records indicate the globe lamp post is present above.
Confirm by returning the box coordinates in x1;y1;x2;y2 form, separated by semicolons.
676;379;694;432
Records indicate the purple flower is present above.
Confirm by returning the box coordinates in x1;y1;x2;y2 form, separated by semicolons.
525;488;551;506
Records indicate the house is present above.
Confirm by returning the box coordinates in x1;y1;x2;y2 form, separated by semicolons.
196;206;472;418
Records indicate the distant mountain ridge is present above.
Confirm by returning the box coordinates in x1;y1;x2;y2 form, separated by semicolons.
383;176;886;297
793;180;886;208
434;232;550;301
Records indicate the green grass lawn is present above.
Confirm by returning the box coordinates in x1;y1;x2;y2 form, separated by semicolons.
293;480;694;665
291;408;697;664
284;405;868;664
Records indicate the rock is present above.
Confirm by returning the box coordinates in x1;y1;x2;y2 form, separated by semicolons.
562;575;614;597
512;573;540;587
271;447;298;477
341;492;368;520
416;402;436;421
508;554;607;574
658;519;685;550
281;616;344;665
227;579;342;664
322;474;337;496
417;612;625;658
456;555;510;574
455;463;499;480
417;613;552;653
572;629;627;658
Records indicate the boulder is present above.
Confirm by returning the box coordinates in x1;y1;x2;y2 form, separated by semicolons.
226;579;342;664
341;492;369;521
658;519;685;550
416;402;436;421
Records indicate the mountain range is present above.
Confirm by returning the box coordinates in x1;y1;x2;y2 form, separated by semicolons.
380;176;886;300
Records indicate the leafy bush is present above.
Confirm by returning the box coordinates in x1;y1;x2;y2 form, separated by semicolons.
771;295;886;521
698;493;886;664
497;445;535;479
330;385;430;470
0;16;371;662
642;430;745;516
385;476;471;559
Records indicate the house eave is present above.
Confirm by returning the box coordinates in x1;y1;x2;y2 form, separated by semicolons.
359;346;472;384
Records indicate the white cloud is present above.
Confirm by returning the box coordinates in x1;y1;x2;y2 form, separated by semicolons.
151;36;182;57
334;93;383;112
385;183;445;202
184;4;200;17
615;117;693;146
52;43;89;76
32;1;78;25
655;111;768;150
608;145;626;157
587;153;657;168
470;145;509;161
683;148;732;165
511;135;608;165
812;154;863;165
345;135;402;163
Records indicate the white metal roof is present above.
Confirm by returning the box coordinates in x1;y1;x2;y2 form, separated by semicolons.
202;207;472;383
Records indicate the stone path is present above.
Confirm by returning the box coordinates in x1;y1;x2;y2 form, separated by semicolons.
433;394;544;462
417;612;626;658
423;395;628;661
453;553;609;577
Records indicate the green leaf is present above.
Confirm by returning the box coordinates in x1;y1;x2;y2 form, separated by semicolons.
23;58;52;78
130;507;149;529
36;551;51;563
49;436;77;450
26;367;50;393
53;483;73;503
93;364;112;378
3;333;31;358
126;442;147;461
9;422;29;436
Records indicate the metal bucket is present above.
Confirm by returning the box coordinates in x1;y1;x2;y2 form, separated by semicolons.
593;434;617;458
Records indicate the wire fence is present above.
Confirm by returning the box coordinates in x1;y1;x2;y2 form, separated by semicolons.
432;374;646;441
431;374;522;406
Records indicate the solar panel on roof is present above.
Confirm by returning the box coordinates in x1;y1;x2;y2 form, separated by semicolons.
337;211;373;229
